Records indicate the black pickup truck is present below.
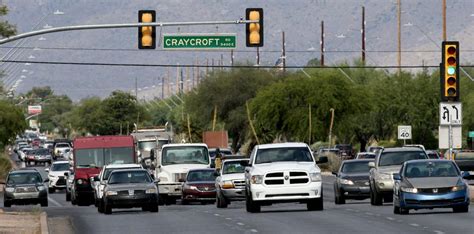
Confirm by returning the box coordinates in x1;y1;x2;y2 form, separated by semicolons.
454;151;474;179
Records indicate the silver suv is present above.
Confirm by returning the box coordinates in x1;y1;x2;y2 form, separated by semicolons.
369;147;428;206
215;158;248;208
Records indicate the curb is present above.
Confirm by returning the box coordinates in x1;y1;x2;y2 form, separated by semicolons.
40;212;49;234
470;186;474;203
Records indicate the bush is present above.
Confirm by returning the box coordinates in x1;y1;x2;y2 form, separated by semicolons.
317;152;342;173
0;154;12;182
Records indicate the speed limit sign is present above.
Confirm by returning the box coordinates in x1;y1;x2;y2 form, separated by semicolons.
398;125;412;140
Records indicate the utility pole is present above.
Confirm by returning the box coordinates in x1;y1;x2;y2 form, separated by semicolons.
282;31;286;72
442;0;446;41
212;58;215;71
397;0;401;74
135;77;138;101
230;50;234;66
161;76;164;99
176;64;180;94
205;59;209;77
256;47;260;66
320;21;325;66
362;6;366;63
220;53;224;70
196;58;200;84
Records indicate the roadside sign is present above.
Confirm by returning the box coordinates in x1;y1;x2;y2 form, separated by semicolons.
439;125;462;149
163;34;236;49
27;105;42;115
439;102;462;125
398;125;412;140
469;131;474;138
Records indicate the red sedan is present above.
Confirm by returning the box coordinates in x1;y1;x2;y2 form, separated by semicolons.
181;169;217;205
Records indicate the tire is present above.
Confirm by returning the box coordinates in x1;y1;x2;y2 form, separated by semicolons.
216;193;228;208
66;191;71;202
181;198;189;205
149;204;159;213
371;187;383;206
158;195;165;206
104;204;112;214
400;207;409;215
334;190;346;205
48;188;55;193
4;200;11;207
97;201;104;213
245;191;261;213
142;206;150;211
384;194;393;203
393;205;401;214
308;196;324;211
453;205;469;213
40;198;48;207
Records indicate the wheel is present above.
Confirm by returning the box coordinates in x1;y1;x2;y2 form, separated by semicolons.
384;193;393;203
216;193;228;208
40;198;48;207
158;195;165;206
453;205;469;213
71;193;77;205
200;201;208;205
181;198;189;205
142;206;150;211
334;190;346;205
3;200;11;207
34;161;37;166
48;188;55;193
245;191;261;213
104;204;112;214
66;191;71;202
308;197;324;211
149;204;159;213
400;207;409;215
393;205;401;214
97;201;104;213
371;188;383;206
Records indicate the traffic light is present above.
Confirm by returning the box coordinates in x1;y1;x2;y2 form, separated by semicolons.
246;8;263;47
441;41;459;101
138;10;156;49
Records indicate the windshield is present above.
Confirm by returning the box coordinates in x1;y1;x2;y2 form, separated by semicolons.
138;141;157;151
51;163;70;171
405;161;459;178
256;147;313;164
56;143;70;148
357;153;375;159
223;161;247;174
7;173;42;185
378;151;427;167
455;152;474;160
186;170;216;182
341;161;371;173
108;170;152;184
103;167;140;180
35;149;50;155
75;147;134;168
161;146;209;166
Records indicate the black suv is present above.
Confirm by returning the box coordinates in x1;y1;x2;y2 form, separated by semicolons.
2;168;49;207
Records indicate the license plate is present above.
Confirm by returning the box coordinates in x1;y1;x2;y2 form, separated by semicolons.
128;190;134;196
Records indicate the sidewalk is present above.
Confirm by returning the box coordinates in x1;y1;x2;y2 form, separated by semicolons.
0;210;47;234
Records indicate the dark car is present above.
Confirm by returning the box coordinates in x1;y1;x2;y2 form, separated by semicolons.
356;152;376;159
335;144;354;159
33;148;52;165
393;160;470;214
425;150;440;159
99;169;158;214
453;151;474;178
2;168;49;207
333;159;373;204
182;168;217;205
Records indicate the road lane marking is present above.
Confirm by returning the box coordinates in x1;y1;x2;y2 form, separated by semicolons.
433;231;445;234
237;222;245;226
48;197;62;207
410;223;420;227
386;217;395;221
250;229;258;233
214;213;220;216
225;218;232;220
365;212;373;215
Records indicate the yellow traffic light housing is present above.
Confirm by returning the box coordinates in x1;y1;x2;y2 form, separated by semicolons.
441;41;459;101
138;10;156;49
246;8;263;47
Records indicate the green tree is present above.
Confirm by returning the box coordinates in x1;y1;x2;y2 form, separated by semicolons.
0;100;26;147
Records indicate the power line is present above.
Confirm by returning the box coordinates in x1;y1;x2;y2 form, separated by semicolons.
0;59;446;68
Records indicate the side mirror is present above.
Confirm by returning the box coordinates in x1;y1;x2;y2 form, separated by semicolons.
150;150;155;161
368;162;375;168
317;156;328;164
214;171;220;177
332;171;338;176
393;173;401;181
462;171;470;179
93;176;100;182
45;168;49;172
44;178;49;183
64;172;69;176
178;178;186;183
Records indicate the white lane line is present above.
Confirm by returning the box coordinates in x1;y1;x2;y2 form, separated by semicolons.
365;212;374;215
386;217;395;221
250;229;258;233
214;213;220;216
410;223;420;227
225;218;232;220
345;208;354;211
433;231;445;234
48;197;62;207
237;222;245;226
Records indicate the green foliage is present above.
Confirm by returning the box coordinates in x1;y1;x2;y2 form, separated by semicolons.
0;100;26;146
0;5;16;38
0;153;12;181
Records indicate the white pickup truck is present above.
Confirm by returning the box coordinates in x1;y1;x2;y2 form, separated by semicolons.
244;142;327;213
151;143;211;205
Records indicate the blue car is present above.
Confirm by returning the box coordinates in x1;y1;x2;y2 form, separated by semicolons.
393;159;470;214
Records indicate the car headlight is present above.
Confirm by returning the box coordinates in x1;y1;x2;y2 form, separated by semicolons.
77;179;83;185
400;187;418;193
339;178;354;185
310;172;322;182
251;175;264;184
221;181;235;189
452;185;466;192
37;185;46;191
106;191;117;196
145;188;158;194
5;187;15;192
377;173;391;180
185;185;197;190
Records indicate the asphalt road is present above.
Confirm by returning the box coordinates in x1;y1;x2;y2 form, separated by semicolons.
2;154;474;234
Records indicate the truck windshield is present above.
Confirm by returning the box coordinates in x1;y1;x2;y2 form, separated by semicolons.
75;147;134;168
161;146;209;166
455;152;474;160
255;147;313;164
138;141;156;151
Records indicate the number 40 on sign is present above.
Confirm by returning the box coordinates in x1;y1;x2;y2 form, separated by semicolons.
398;125;412;140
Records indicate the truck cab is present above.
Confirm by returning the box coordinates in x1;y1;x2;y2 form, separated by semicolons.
150;143;210;204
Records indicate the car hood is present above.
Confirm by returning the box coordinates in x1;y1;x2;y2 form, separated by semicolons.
185;181;215;186
106;183;155;191
161;164;210;174
406;177;460;189
378;165;403;174
49;170;69;177
220;173;245;181
252;162;319;174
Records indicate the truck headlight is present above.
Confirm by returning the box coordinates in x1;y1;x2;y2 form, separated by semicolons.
310;172;322;182
251;175;263;184
77;179;83;185
400;187;418;193
146;188;157;194
452;185;466;192
37;185;46;191
339;178;354;185
221;181;234;189
5;187;14;193
106;191;118;196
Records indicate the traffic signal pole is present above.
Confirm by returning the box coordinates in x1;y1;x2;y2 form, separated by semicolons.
0;19;259;45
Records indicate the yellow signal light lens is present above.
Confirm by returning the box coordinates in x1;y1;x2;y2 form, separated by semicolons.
447;88;456;96
141;13;153;23
447;77;456;86
447;46;456;55
142;35;153;46
249;11;260;21
447;57;456;66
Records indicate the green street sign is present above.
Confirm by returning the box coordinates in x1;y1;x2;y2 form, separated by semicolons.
163;34;236;49
469;131;474;138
